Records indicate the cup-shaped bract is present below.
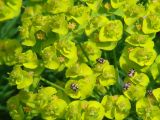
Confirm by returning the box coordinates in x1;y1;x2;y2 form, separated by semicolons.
35;87;57;109
136;97;160;120
68;5;90;26
99;20;123;42
101;95;118;119
152;88;160;103
130;73;149;87
41;97;67;120
81;0;103;11
142;13;160;34
0;0;22;21
51;14;68;35
123;84;146;101
123;4;145;25
85;15;108;36
0;39;22;66
82;101;105;120
43;0;74;14
94;61;116;87
9;66;34;89
65;100;86;120
66;63;93;78
119;46;154;73
7;95;25;120
19;50;38;69
65;75;96;99
115;95;131;120
125;34;154;48
129;47;157;67
41;45;60;70
65;80;81;99
97;65;116;87
101;95;131;120
54;39;78;66
78;41;102;64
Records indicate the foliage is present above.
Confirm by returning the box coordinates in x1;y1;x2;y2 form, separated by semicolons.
0;0;160;120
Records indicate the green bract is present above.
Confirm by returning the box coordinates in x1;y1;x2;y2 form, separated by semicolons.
125;34;154;48
65;75;96;99
85;15;108;36
68;5;90;26
153;88;160;103
82;101;105;120
41;39;77;70
81;0;103;11
43;0;74;14
78;41;102;63
18;50;38;69
7;95;25;120
101;95;131;120
124;84;146;101
0;0;22;21
136;97;160;120
99;20;123;42
123;4;145;25
0;39;22;65
142;13;160;34
2;0;160;120
129;47;157;67
9;66;34;89
66;63;93;78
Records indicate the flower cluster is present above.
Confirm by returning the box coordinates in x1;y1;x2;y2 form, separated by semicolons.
0;0;160;120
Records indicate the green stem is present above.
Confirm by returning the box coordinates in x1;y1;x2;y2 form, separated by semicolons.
77;42;93;67
112;49;122;93
40;77;66;93
113;49;118;68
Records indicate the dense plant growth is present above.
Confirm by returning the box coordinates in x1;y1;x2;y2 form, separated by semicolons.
0;0;160;120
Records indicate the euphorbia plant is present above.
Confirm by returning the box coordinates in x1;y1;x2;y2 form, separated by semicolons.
0;0;160;120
